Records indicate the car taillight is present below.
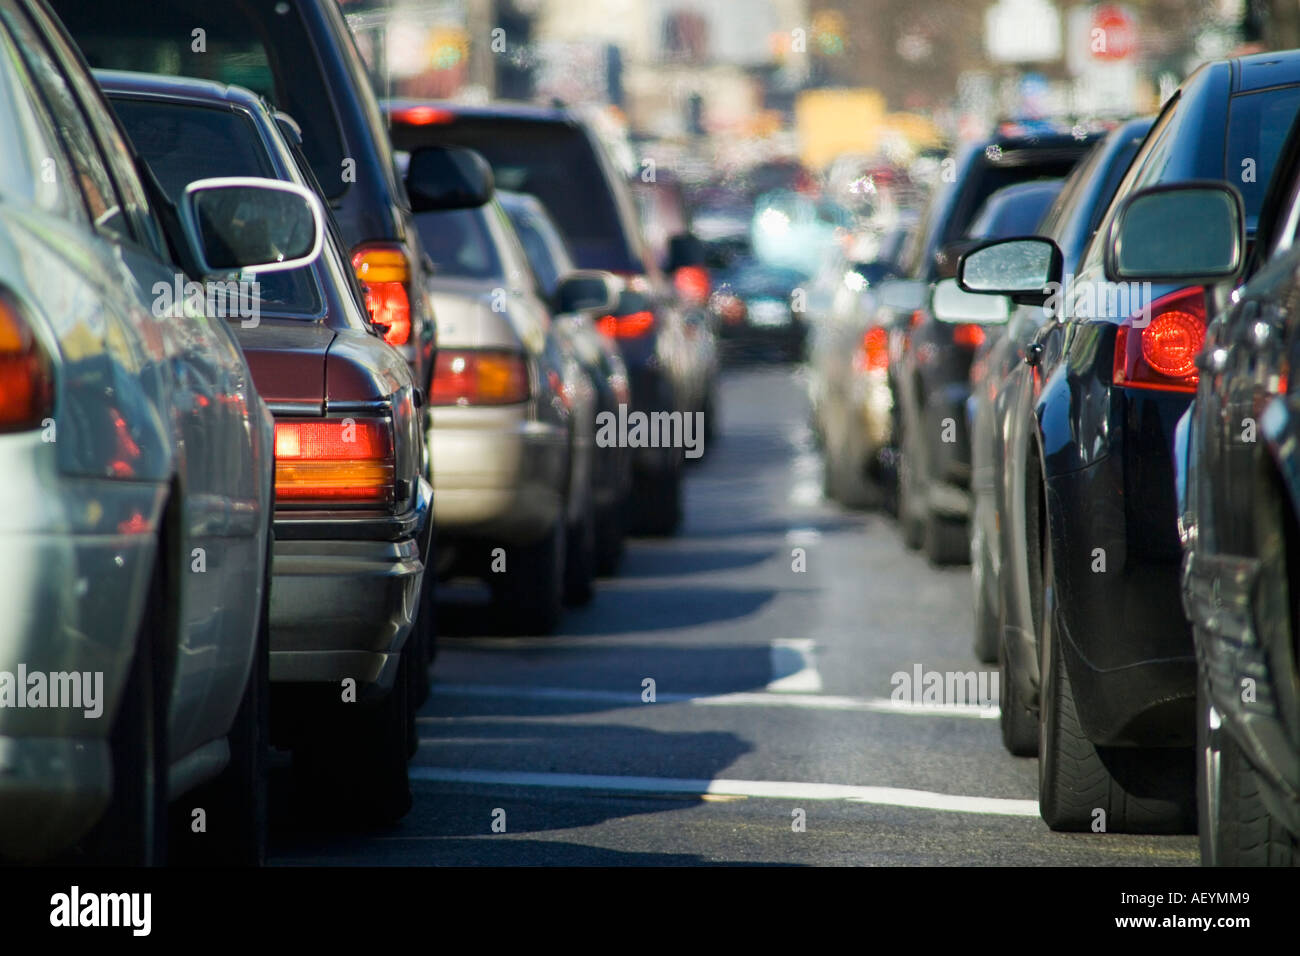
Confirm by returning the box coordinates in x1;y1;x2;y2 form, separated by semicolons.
674;265;711;305
0;289;52;432
952;324;986;349
854;326;889;372
1113;286;1206;393
596;310;655;339
274;418;395;505
352;244;412;347
390;106;455;126
431;349;529;405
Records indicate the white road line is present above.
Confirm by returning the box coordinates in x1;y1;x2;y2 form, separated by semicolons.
767;637;823;693
784;527;822;545
407;767;1039;817
426;682;999;718
788;481;822;507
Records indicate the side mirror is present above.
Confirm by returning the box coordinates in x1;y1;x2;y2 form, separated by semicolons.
554;270;621;315
931;278;1010;324
666;231;707;272
1105;182;1244;284
958;237;1063;305
406;145;494;212
180;177;324;276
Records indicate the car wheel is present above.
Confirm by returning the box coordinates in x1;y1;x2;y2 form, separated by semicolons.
595;493;627;577
631;455;683;537
169;535;271;865
972;525;999;664
897;429;924;550
998;596;1038;757
924;512;968;565
294;654;413;828
78;547;169;865
564;493;597;606
496;518;566;634
1038;526;1194;832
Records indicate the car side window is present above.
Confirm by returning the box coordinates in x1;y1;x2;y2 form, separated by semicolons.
25;1;168;260
0;12;82;223
0;2;130;242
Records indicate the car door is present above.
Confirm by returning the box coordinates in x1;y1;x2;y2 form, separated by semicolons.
17;1;269;759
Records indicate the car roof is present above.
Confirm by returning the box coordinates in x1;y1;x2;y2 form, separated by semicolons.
1233;48;1300;93
94;68;266;113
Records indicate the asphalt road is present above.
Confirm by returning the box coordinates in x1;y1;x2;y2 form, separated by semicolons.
269;365;1199;866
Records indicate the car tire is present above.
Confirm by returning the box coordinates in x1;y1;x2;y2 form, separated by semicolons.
496;518;566;634
564;495;597;606
294;655;413;828
998;597;1038;757
972;529;999;664
77;546;169;865
1038;528;1194;833
924;512;968;566
169;535;271;865
595;495;627;576
897;430;924;550
631;455;683;537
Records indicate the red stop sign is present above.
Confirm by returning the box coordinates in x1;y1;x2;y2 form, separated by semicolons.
1092;5;1135;61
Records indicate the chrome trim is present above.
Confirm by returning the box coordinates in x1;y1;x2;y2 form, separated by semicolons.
267;401;325;417
326;399;394;414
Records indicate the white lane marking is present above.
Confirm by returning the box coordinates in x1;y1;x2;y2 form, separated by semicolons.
788;481;822;507
785;527;822;545
426;682;998;718
407;767;1038;817
767;638;823;693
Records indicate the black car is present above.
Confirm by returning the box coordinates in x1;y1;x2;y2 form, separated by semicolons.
965;119;1152;720
386;100;718;535
956;50;1300;832
891;130;1099;565
50;0;440;390
1164;106;1300;864
710;258;811;362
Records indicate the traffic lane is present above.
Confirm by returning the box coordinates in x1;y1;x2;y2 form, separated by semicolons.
268;366;1198;865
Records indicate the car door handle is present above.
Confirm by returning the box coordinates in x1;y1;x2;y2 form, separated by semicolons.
1024;323;1056;367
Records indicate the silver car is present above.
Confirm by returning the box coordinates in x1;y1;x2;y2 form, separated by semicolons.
413;185;598;633
0;0;320;865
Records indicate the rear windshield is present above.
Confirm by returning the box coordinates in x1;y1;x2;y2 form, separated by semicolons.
392;117;638;272
414;207;503;281
53;1;347;199
946;150;1088;244
967;182;1062;239
1227;85;1300;230
111;97;323;315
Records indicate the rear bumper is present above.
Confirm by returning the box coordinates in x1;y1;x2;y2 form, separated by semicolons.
269;478;432;690
429;405;568;545
1183;549;1300;835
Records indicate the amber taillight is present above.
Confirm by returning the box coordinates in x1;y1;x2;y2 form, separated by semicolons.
352;244;413;347
0;288;52;432
274;417;395;505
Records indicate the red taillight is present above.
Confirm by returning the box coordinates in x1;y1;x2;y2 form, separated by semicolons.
910;309;926;329
952;323;986;349
712;293;746;325
352;244;412;347
1113;287;1206;393
674;265;711;305
274;418;395;505
0;289;52;432
431;349;529;406
854;326;889;372
390;106;455;126
596;310;655;339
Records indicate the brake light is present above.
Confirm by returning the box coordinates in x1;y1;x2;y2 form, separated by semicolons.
952;324;986;349
390;106;455;126
0;289;52;432
352;244;412;347
910;309;926;328
431;350;529;405
674;265;711;305
1113;287;1206;393
274;418;395;505
854;326;889;372
596;310;655;339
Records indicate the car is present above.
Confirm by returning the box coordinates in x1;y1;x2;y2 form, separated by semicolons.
102;70;438;824
0;0;317;864
408;171;602;632
955;50;1300;832
51;0;440;392
709;257;811;363
498;189;634;576
889;131;1099;566
806;223;914;507
1158;109;1300;863
965;118;1152;693
386;100;715;535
